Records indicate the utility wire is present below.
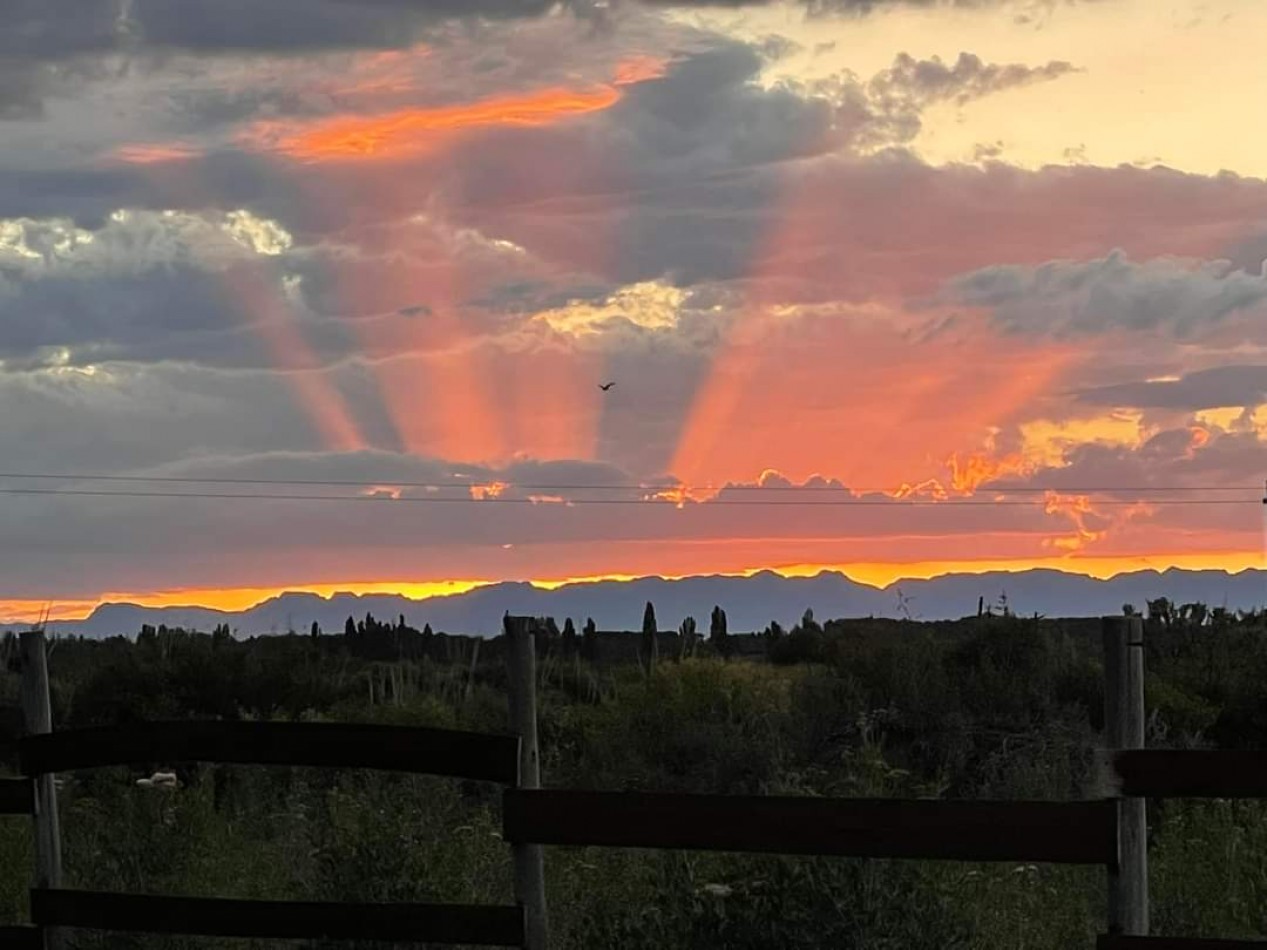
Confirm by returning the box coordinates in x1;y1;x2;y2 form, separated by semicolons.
0;487;1254;507
0;472;1258;496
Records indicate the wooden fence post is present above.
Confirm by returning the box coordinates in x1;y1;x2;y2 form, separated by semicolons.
506;616;548;950
1102;615;1148;935
20;630;65;950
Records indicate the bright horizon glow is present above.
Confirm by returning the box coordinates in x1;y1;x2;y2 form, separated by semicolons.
4;550;1263;625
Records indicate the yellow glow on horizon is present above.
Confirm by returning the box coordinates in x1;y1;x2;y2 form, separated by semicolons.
6;549;1265;626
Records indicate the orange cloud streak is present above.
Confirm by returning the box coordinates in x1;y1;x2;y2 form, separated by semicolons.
244;85;622;163
612;55;670;87
112;144;201;165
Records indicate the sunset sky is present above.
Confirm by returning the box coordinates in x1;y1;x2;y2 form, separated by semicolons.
3;0;1267;622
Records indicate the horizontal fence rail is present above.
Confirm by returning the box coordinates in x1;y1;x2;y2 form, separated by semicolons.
0;925;41;950
1099;937;1267;949
30;889;526;946
0;777;34;815
1108;750;1267;799
504;789;1119;865
19;720;520;785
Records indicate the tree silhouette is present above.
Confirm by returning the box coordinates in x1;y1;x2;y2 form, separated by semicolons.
643;602;657;634
562;618;577;648
641;602;658;672
582;617;598;662
679;616;698;659
709;606;729;657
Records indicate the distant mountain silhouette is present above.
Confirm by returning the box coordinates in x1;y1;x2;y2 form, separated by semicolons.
9;568;1267;639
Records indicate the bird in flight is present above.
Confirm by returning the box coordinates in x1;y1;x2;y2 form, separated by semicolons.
599;381;615;391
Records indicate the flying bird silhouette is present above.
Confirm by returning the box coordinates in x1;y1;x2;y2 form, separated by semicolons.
599;381;615;391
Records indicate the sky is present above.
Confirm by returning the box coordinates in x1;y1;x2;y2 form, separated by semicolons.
3;0;1267;621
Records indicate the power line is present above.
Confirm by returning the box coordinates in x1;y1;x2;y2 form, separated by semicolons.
0;472;1258;495
0;487;1254;507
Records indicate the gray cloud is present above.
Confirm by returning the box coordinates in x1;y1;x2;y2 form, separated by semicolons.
444;40;1084;292
1075;365;1267;412
0;363;332;472
945;250;1267;339
0;443;1067;598
1219;231;1267;278
1;0;1068;63
0;0;561;60
0;208;307;368
858;51;1076;147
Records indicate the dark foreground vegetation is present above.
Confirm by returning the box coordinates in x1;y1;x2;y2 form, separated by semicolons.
2;603;1267;948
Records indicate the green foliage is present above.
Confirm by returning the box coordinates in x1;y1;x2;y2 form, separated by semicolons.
1;608;1265;947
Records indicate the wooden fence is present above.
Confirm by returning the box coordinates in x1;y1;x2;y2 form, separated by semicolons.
2;615;1266;949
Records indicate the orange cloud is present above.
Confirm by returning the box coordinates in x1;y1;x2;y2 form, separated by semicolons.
470;481;510;500
245;86;619;162
1041;490;1156;554
111;144;201;165
241;57;664;164
613;55;670;87
946;451;1032;493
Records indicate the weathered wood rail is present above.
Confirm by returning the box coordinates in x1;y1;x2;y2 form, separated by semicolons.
1105;749;1267;799
2;618;1266;949
502;788;1117;864
29;890;527;945
18;718;520;783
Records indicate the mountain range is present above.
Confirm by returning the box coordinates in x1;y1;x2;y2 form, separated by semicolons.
7;567;1267;639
